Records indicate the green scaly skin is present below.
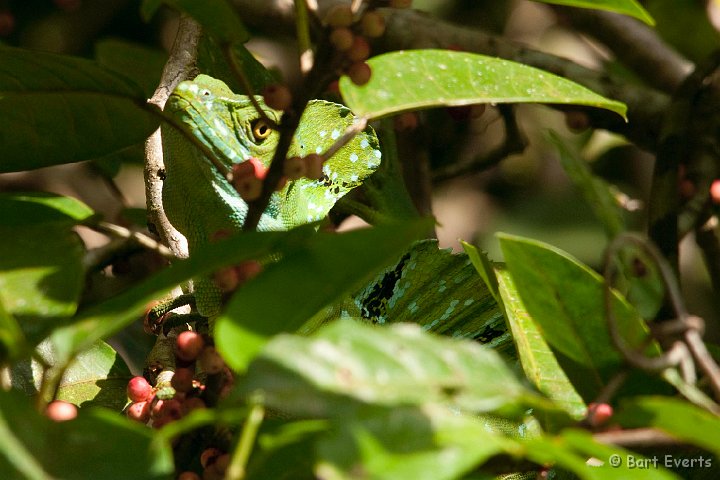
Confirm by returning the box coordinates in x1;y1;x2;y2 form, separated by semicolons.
160;75;381;317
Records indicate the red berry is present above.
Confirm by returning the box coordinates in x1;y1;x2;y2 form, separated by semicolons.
156;398;183;422
213;267;240;293
171;367;195;393
330;27;354;52
347;36;370;62
126;401;151;423
586;402;614;427
178;472;201;480
347;62;372;86
361;11;385;38
565;110;590;132
235;260;263;283
711;180;720;204
233;175;263;201
200;448;223;469
176;331;205;362
304;154;325;180
199;347;225;375
45;400;77;422
326;80;340;95
284;156;307;180
247;157;268;180
393;111;419;131
324;4;353;27
262;84;292;111
127;376;153;403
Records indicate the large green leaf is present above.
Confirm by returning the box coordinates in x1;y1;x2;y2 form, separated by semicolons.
159;0;248;44
215;220;430;371
9;341;133;411
498;233;659;400
315;404;511;480
0;46;159;172
238;320;551;417
532;0;654;25
0;194;89;345
95;39;167;98
0;390;173;480
614;397;720;457
339;50;627;120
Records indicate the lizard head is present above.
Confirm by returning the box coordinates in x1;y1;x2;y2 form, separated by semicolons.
165;74;282;172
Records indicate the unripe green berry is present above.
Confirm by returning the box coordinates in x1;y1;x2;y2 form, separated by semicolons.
176;331;205;362
347;36;370;62
262;84;292;111
330;27;354;51
46;400;77;422
323;4;353;27
348;62;372;86
361;11;385;38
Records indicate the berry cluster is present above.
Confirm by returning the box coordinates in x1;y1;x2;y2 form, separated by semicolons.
176;447;231;480
125;331;233;428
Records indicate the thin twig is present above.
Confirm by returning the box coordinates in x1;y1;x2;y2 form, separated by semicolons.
89;221;175;259
593;428;681;448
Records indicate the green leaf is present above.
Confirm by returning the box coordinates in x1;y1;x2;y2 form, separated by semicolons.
215;220;430;371
339;50;627;120
0;194;87;341
615;397;720;457
198;38;277;94
95;39;167;98
532;0;654;25
0;390;173;480
495;264;586;421
0;300;25;362
498;233;658;400
0;46;159;172
161;0;248;44
8;341;133;411
315;404;511;480
239;320;550;417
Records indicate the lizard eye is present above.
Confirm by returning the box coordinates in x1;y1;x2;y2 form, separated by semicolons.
251;119;273;142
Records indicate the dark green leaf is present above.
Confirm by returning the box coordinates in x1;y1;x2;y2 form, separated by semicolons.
162;0;248;44
140;0;163;21
498;233;659;400
615;397;720;457
339;50;627;120
239;320;551;417
215;220;430;371
532;0;654;25
0;46;159;172
316;404;511;480
198;38;277;94
0;389;173;480
95;39;167;98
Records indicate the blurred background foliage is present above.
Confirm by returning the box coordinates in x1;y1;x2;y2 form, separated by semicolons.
1;0;720;367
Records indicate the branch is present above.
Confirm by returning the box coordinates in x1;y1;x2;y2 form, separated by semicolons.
553;6;692;93
593;428;681;448
144;14;202;259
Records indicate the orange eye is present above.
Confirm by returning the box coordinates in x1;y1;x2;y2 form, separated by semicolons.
252;119;272;141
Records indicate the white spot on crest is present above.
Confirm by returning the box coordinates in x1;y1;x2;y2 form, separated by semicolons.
349;153;358;163
331;129;341;140
350;174;358;181
315;146;323;154
360;139;369;149
319;130;327;138
188;84;199;94
373;149;381;159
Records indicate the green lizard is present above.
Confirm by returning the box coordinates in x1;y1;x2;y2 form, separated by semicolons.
160;74;381;317
159;74;508;350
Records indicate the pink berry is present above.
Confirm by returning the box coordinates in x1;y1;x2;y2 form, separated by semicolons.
235;260;263;283
126;401;151;423
213;267;240;293
45;400;77;422
176;331;205;362
711;180;720;204
348;62;372;86
393;111;419;131
127;376;153;403
178;472;201;480
262;84;292;111
586;402;614;427
284;156;307;180
324;4;353;27
347;36;370;62
199;347;225;375
361;11;385;38
171;367;195;393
